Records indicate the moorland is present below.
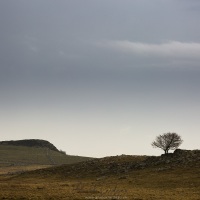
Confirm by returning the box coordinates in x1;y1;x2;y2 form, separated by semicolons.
0;140;199;200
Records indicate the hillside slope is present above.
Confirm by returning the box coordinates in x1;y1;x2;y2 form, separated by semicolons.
21;149;200;179
0;140;91;166
2;149;199;200
0;139;59;152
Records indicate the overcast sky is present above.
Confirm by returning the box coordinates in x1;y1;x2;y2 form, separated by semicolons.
0;0;200;157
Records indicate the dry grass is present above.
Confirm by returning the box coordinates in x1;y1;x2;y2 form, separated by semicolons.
0;165;199;200
0;165;51;175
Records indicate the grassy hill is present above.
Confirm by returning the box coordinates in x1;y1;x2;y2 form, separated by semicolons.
0;139;59;151
0;140;91;167
0;149;199;199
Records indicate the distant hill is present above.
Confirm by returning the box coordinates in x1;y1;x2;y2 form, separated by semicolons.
0;139;59;152
0;139;92;166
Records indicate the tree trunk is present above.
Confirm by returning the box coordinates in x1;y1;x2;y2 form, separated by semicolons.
164;149;169;154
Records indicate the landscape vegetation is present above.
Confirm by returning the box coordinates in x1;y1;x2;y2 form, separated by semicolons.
0;139;199;200
1;1;200;199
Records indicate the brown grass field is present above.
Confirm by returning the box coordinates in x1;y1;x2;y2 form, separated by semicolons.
0;161;199;200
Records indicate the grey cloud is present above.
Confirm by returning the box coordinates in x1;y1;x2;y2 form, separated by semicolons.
98;40;200;67
1;0;200;156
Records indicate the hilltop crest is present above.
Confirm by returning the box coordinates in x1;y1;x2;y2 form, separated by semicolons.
0;139;59;152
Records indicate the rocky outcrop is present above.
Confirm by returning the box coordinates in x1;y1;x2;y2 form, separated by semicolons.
139;149;200;169
79;149;199;176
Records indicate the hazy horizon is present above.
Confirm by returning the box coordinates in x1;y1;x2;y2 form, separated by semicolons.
1;0;200;158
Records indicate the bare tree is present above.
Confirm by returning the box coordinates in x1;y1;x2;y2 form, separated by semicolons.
152;132;183;154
